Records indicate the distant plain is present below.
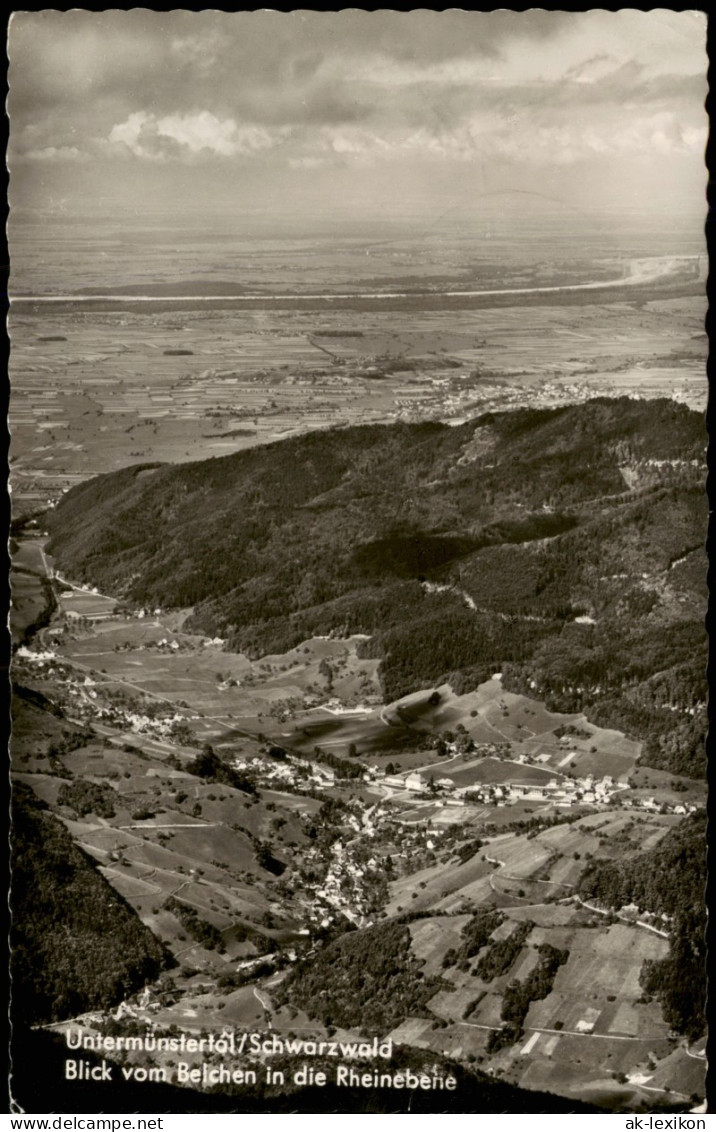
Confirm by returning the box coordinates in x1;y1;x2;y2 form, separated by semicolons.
9;214;707;511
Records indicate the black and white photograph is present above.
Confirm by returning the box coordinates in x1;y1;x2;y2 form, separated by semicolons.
7;9;708;1116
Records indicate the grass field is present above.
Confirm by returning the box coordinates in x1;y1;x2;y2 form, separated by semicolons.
18;713;315;975
39;611;645;817
387;852;495;916
447;759;559;789
404;903;686;1104
408;914;471;975
379;808;689;1103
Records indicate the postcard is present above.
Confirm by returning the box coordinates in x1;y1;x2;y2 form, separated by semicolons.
7;10;708;1116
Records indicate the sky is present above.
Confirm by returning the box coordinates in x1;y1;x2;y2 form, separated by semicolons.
7;9;708;228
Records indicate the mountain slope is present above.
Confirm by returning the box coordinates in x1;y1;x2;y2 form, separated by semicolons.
11;781;173;1024
46;398;706;774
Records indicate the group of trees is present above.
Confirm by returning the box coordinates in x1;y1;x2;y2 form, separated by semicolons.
186;743;258;795
455;837;484;864
487;943;569;1053
255;840;286;876
474;921;533;983
57;777;117;819
164;897;224;952
442;907;503;972
307;746;365;780
14;572;57;647
277;920;444;1033
639;904;705;1041
360;600;556;704
577;810;704;922
502;611;706;780
304;797;352;849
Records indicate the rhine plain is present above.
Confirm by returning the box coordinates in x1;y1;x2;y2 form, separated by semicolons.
9;210;707;1113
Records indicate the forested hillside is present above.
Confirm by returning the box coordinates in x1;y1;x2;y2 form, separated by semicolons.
47;398;706;776
11;782;172;1023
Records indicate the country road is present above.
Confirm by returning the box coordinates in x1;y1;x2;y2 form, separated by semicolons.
458;1020;671;1043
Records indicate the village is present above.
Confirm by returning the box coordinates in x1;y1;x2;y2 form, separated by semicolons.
14;630;700;829
373;764;699;819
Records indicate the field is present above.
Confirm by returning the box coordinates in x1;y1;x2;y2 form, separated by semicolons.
11;696;318;975
397;901;686;1107
29;605;649;820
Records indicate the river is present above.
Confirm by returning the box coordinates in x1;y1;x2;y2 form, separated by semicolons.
10;255;695;305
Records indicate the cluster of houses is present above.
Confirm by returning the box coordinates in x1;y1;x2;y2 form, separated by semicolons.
306;842;377;927
372;764;620;807
372;764;700;818
457;773;620;808
232;752;338;792
621;796;699;816
16;644;201;744
301;810;386;928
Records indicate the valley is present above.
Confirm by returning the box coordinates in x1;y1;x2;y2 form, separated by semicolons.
9;233;707;1115
11;489;706;1110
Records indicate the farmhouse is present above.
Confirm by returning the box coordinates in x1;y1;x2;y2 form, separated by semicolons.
384;775;405;789
405;772;425;792
512;784;546;801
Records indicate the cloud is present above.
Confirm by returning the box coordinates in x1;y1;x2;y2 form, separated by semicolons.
564;53;618;83
17;145;88;163
7;7;707;222
302;106;707;170
107;111;282;160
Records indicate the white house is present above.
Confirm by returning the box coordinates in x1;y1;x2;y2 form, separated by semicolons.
405;772;425;792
